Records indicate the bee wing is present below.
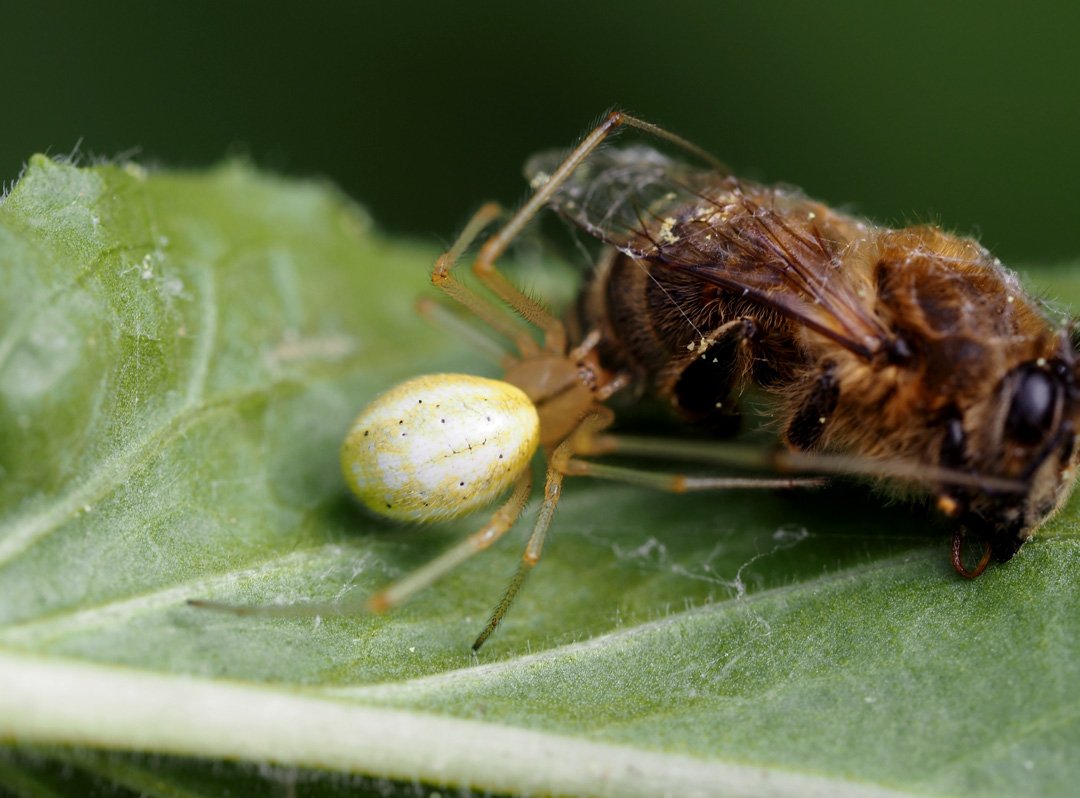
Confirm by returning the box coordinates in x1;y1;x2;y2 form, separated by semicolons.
526;145;892;359
526;145;719;247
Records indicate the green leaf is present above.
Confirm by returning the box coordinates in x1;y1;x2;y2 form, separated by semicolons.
1;156;1078;797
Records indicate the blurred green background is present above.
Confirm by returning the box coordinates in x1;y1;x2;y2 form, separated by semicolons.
4;1;1079;264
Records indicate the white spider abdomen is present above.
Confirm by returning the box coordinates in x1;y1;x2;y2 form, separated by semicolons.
342;374;540;522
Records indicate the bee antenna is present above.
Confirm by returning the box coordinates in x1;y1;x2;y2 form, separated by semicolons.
951;530;992;579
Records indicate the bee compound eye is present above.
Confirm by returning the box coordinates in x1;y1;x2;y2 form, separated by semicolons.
1004;365;1060;445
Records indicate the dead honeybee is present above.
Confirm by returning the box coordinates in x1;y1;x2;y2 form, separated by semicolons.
535;113;1080;580
193;112;1079;649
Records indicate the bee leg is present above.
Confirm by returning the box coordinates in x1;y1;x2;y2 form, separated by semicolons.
785;364;840;450
671;317;759;434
